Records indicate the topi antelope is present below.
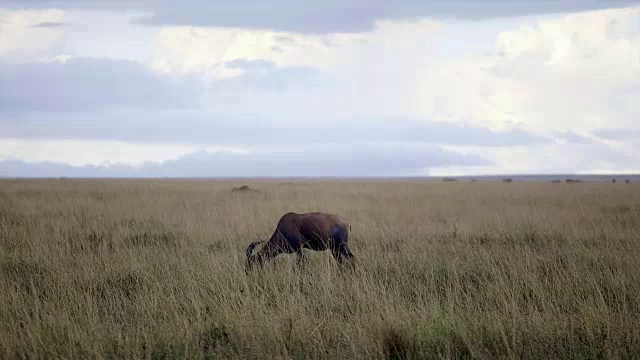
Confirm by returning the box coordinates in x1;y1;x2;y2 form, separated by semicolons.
245;212;354;270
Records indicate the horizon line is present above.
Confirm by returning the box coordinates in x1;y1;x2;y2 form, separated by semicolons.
1;174;638;181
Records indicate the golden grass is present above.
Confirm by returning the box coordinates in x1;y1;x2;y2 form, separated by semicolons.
1;178;639;359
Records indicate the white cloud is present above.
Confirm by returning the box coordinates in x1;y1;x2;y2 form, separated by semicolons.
156;8;637;137
1;8;158;64
0;9;65;62
0;138;198;166
0;141;488;177
412;6;640;135
151;18;440;80
148;18;442;120
5;0;636;33
204;146;250;155
575;169;640;175
430;140;640;176
151;26;367;78
59;10;156;63
1;5;638;176
0;57;203;112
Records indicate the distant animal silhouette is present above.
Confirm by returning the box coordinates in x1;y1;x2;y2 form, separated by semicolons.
246;212;354;270
230;185;259;193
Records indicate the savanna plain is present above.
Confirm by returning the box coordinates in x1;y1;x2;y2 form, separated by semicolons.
1;178;639;359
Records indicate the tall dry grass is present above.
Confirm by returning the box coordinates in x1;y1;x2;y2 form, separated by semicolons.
1;178;639;359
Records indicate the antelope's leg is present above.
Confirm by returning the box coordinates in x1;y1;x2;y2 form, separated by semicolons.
296;249;307;266
330;243;349;262
330;226;355;268
339;244;354;260
340;244;355;270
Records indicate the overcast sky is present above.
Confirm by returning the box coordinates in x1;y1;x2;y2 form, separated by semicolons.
1;1;639;177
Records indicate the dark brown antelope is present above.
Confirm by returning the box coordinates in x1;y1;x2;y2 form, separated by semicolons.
245;212;354;269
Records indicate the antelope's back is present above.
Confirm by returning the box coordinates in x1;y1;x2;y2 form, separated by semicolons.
298;212;350;239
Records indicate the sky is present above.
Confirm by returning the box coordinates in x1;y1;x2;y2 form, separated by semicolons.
1;0;639;177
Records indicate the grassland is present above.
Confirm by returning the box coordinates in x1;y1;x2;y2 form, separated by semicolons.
1;178;639;359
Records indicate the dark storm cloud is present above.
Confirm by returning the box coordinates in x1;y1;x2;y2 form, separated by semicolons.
3;0;637;33
0;143;491;177
0;58;200;112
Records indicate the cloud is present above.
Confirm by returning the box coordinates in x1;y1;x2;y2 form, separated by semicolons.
0;138;199;166
151;18;442;117
592;128;638;140
217;59;324;88
3;0;638;33
29;21;66;28
226;58;276;70
0;142;490;177
1;109;550;147
1;54;548;149
432;141;640;176
0;9;66;62
151;25;358;78
0;57;202;112
209;60;329;104
553;132;594;145
119;6;640;134
409;6;640;136
2;5;638;177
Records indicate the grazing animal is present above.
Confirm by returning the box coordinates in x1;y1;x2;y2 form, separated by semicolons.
246;212;354;270
231;185;259;193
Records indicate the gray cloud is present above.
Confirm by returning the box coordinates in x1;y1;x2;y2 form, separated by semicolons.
3;0;637;33
1;109;550;147
0;144;490;177
0;56;548;148
563;142;639;170
273;35;296;44
29;21;67;28
0;58;200;112
554;132;594;145
217;59;325;93
0;58;318;114
592;128;638;140
226;59;277;71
